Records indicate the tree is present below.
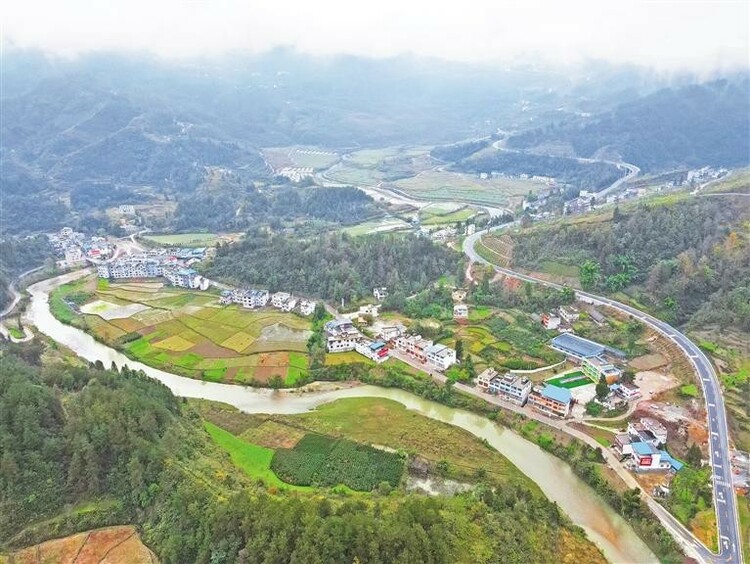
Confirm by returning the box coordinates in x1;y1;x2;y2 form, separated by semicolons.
686;443;703;468
595;375;609;400
455;339;464;361
268;375;284;389
579;260;601;290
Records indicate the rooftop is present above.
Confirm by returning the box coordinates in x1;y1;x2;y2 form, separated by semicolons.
550;333;605;358
632;441;658;456
541;385;572;405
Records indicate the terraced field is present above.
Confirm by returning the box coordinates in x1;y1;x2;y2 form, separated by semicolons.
54;277;313;386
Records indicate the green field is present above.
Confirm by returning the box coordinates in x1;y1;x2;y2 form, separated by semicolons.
143;232;220;246
52;276;313;386
342;217;411;236
546;371;593;389
277;397;533;487
419;203;477;225
203;421;309;490
271;434;405;491
392;170;541;207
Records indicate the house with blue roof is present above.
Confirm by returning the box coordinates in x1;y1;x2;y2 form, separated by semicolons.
527;384;573;418
629;441;683;472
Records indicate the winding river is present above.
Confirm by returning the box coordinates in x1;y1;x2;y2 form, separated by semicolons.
25;270;655;563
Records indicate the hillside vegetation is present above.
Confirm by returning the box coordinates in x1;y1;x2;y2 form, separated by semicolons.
207;231;459;302
508;79;750;172
0;345;605;563
509;190;750;328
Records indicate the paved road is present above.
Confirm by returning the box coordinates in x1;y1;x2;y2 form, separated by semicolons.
464;226;743;564
0;265;46;319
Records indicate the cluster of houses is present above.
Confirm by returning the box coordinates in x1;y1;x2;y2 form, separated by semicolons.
323;315;459;371
96;248;211;291
474;331;640;420
50;227;114;269
614;417;683;473
324;319;391;363
548;333;641;401
393;335;458;371
476;367;574;418
218;289;316;316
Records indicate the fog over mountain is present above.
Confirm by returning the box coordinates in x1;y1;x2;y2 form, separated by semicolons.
3;0;748;73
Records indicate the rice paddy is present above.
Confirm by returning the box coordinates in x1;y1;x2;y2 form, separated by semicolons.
54;276;313;386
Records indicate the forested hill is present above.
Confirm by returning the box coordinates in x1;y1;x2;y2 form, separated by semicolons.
508;79;750;172
0;236;51;310
207;232;460;302
508;190;750;328
0;347;604;563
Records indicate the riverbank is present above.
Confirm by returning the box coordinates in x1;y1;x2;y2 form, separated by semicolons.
25;270;676;562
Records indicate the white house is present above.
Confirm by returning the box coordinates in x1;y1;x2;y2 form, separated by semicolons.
453;304;469;320
355;339;390;363
476;367;498;391
299;300;316;316
489;373;532;406
325;319;361;352
271;292;291;308
425;344;457;371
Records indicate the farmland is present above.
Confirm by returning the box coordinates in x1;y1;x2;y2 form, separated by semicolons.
193;396;534;490
391;170;542;208
50;276;312;386
143;232;222;246
341;216;411;236
419;202;479;225
271;434;405;490
275;397;534;487
262;146;340;170
440;308;565;374
204;421;310;490
3;526;156;564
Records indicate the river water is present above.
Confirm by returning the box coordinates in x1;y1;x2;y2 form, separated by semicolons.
25;270;656;563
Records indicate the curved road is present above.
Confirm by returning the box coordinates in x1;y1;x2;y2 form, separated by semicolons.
464;226;742;564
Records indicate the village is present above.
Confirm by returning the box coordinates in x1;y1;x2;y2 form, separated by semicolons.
44;225;739;495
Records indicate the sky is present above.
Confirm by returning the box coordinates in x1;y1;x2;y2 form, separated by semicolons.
2;0;749;72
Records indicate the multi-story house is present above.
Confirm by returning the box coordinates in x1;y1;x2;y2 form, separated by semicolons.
582;356;622;384
425;344;457;371
271;292;291;308
355;339;390;363
489;373;532;406
325;319;361;352
527;385;572;418
299;300;316;316
476;367;498;391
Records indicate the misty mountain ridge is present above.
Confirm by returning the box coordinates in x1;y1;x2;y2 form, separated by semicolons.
1;49;748;205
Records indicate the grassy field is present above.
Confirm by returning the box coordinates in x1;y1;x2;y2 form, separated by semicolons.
392;170;541;207
277;397;534;487
342;217;411;236
52;276;312;386
143;232;220;246
419;203;477;225
204;421;310;490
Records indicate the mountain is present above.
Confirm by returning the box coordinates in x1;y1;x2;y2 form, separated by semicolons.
507;78;750;172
